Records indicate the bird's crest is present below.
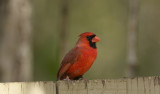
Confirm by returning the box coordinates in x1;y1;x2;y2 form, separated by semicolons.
79;32;95;37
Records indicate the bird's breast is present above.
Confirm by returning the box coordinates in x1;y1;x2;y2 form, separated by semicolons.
67;48;97;78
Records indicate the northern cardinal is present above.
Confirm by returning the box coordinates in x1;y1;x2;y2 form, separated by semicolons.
57;32;100;80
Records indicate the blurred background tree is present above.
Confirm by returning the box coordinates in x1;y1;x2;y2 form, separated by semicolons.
0;0;32;81
127;0;138;78
0;0;160;82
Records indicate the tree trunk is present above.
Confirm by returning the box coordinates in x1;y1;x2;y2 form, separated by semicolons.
59;0;69;60
0;0;32;81
127;0;139;78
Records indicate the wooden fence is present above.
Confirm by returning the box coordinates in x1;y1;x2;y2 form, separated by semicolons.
0;76;160;94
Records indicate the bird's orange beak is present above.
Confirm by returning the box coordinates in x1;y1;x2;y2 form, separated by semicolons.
92;36;100;42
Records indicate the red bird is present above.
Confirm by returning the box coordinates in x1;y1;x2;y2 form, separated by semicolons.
57;32;100;80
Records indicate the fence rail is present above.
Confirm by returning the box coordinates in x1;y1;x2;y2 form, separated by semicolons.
0;76;160;94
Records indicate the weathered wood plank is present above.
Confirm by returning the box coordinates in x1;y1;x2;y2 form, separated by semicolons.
0;76;160;94
56;80;87;94
8;83;22;94
154;76;160;94
0;83;9;94
0;82;56;94
57;76;160;94
137;77;145;94
87;80;104;94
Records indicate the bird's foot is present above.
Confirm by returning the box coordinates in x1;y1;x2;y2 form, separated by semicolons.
64;76;71;82
80;77;88;88
64;76;71;89
81;77;88;82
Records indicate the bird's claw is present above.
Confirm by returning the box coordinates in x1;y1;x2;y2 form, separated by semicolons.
80;77;88;88
64;76;71;89
64;76;71;82
81;77;88;82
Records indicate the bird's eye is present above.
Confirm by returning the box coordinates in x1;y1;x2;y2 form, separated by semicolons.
86;36;90;39
91;35;96;38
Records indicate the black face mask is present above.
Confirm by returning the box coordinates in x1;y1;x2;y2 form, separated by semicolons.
86;34;96;49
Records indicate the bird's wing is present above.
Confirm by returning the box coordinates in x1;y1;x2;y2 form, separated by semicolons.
57;47;81;80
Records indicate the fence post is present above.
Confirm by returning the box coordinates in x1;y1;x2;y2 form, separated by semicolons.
0;76;160;94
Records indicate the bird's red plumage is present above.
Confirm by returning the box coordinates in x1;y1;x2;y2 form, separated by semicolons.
57;32;100;80
66;47;97;79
